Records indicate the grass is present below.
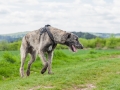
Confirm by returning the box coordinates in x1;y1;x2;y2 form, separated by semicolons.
0;49;120;90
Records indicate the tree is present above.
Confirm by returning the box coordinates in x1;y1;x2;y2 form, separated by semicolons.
0;41;9;51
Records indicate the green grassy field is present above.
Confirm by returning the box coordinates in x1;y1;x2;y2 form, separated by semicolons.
0;49;120;90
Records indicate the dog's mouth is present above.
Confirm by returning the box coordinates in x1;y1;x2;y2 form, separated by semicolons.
70;45;77;52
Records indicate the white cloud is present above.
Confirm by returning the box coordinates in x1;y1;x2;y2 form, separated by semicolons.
0;0;40;5
113;0;120;6
74;0;81;4
92;0;106;5
0;0;120;34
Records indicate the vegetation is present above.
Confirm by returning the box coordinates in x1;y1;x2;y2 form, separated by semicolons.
0;35;120;89
72;32;97;39
0;40;21;51
1;36;120;51
80;36;120;49
92;32;120;38
0;32;27;42
1;31;120;42
0;49;120;90
0;31;97;42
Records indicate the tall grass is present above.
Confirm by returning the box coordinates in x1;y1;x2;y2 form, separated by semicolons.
0;49;120;80
3;52;17;63
0;51;20;80
0;49;120;90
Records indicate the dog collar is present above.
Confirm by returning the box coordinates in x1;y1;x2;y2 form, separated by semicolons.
40;25;56;47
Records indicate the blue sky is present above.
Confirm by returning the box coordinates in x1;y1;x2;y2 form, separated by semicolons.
0;0;120;34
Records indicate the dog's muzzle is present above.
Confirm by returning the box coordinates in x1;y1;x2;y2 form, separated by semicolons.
77;44;83;49
65;43;83;52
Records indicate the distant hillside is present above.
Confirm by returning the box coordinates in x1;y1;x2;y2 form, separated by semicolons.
0;31;28;42
0;31;98;42
72;32;97;39
1;31;120;42
91;33;120;38
2;31;28;38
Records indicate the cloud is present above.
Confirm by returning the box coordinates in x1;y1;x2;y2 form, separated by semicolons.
113;0;120;6
0;0;40;5
0;5;11;14
92;0;106;5
0;0;120;34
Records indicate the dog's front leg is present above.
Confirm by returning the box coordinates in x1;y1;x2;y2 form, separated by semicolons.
48;51;54;74
38;51;48;74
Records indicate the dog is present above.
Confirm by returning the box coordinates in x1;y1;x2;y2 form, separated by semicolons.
20;25;83;77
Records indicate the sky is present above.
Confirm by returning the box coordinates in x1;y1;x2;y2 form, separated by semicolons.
0;0;120;34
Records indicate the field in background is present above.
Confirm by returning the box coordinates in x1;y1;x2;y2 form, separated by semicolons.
1;36;120;51
0;49;120;90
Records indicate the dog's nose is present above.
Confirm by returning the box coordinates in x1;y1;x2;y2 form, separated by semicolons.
80;44;83;49
77;44;83;49
81;46;83;49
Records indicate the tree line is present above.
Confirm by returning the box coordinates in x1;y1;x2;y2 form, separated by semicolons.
0;36;120;51
0;31;97;42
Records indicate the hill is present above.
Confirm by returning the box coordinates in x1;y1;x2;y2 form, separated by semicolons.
72;32;97;39
0;31;120;42
0;31;97;42
91;33;120;38
0;31;28;42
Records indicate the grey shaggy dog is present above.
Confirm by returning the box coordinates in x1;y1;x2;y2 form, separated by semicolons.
20;25;83;77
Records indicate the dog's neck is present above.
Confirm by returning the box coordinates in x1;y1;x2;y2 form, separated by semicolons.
49;27;67;44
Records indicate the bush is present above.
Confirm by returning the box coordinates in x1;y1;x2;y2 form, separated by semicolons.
8;40;21;50
1;37;120;50
105;36;117;49
3;52;16;63
87;39;96;48
53;50;68;59
79;38;89;48
0;41;9;51
56;44;68;49
95;37;106;48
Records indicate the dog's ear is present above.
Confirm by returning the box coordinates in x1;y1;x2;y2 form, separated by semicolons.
65;33;71;39
61;33;71;43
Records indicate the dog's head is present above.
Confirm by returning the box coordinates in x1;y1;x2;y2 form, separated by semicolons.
62;33;83;52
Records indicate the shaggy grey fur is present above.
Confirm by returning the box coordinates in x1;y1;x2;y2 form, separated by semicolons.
20;25;83;77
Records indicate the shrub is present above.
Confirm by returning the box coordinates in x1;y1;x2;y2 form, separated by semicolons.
8;40;21;50
56;44;68;49
79;38;89;48
95;37;106;48
0;41;9;51
53;50;68;59
3;52;16;63
105;37;117;49
1;37;120;50
87;39;96;48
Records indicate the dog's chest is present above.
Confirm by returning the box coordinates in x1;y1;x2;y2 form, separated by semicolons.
48;45;52;51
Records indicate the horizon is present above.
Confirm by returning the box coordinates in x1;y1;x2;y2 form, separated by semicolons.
0;0;120;34
0;30;120;36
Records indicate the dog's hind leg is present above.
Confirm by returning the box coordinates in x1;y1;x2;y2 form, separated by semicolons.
20;37;28;77
38;51;48;74
47;51;54;74
20;46;28;77
26;51;36;76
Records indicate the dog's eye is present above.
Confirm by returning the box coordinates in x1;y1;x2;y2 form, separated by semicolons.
75;38;78;40
67;34;71;38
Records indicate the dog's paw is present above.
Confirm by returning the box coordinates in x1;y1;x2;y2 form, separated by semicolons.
26;70;30;76
41;63;48;74
41;67;47;74
48;72;54;74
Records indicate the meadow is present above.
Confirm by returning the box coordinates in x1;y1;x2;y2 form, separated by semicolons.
0;49;120;90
